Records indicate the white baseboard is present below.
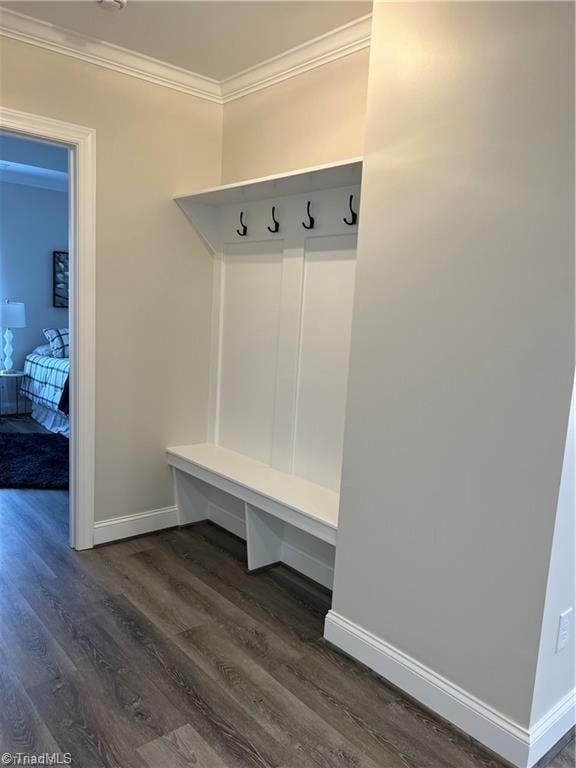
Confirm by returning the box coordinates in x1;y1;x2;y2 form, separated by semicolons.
324;611;575;768
93;505;178;545
207;502;247;539
281;541;334;590
529;690;576;766
92;500;334;588
206;502;334;589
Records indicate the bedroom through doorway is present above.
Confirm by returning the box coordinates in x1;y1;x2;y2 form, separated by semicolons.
0;132;71;540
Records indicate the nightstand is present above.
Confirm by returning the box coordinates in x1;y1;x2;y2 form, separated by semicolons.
0;371;30;417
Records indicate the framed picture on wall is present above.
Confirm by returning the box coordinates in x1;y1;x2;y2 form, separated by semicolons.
53;251;69;308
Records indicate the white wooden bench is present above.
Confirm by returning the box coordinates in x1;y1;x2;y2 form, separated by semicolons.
166;443;338;572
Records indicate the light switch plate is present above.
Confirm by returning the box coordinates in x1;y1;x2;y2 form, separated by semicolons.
556;608;573;654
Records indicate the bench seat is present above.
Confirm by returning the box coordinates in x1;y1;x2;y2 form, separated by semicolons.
166;443;338;572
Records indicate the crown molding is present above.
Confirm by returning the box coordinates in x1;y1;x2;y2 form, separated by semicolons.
0;8;222;102
0;161;68;192
0;7;371;106
220;14;372;103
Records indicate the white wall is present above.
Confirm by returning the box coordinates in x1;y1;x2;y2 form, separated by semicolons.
329;0;574;759
222;49;369;183
0;178;68;370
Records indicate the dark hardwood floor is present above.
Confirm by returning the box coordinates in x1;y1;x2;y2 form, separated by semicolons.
0;489;573;768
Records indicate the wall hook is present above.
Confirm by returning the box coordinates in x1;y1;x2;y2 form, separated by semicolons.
302;201;315;230
236;211;247;237
267;205;280;233
343;194;358;226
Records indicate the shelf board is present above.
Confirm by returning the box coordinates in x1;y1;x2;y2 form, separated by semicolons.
174;157;362;207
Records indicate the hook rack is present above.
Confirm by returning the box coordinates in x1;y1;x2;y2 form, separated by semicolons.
343;194;358;226
302;201;315;230
236;211;247;237
267;206;280;233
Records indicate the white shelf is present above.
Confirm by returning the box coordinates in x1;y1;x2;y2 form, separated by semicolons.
166;442;338;544
174;158;362;207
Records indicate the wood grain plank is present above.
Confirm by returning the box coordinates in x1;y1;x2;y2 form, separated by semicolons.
0;585;77;689
80;544;206;635
27;677;126;768
128;546;302;664
157;528;326;643
174;626;395;768
97;593;288;768
0;491;573;768
0;645;62;756
59;617;188;750
138;723;230;768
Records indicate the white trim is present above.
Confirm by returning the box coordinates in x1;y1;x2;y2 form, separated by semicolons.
324;611;575;768
92;500;334;588
167;445;338;545
281;542;333;590
207;502;247;540
0;107;97;551
174;157;363;207
0;8;221;103
205;501;334;589
93;506;178;546
528;690;576;766
0;8;371;105
220;15;372;103
0;162;68;192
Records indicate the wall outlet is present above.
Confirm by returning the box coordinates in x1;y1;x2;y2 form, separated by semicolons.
556;608;573;654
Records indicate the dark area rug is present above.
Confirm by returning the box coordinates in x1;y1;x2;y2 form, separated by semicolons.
0;433;69;489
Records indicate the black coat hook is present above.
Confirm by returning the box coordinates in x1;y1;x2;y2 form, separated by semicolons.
236;211;247;237
343;194;358;226
302;201;315;230
267;205;280;233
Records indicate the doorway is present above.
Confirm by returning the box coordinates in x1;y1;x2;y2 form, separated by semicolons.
0;107;96;550
0;133;70;533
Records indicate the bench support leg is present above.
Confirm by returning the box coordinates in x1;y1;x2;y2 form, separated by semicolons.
245;503;284;571
172;468;209;526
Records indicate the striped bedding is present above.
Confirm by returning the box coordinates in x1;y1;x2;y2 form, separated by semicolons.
21;353;69;414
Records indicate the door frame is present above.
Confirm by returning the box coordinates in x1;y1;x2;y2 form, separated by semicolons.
0;107;96;550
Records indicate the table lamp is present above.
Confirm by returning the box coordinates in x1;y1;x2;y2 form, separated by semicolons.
0;300;26;373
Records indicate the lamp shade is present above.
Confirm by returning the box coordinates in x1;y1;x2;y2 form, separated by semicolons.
0;301;26;328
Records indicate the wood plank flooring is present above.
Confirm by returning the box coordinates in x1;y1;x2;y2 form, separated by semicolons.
0;488;573;768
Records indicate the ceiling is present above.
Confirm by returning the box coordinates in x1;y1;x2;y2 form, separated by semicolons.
2;1;372;81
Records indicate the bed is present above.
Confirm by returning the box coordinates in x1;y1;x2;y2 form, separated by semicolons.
21;350;70;437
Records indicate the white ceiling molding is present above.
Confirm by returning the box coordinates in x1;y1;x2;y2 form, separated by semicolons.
0;8;222;103
0;7;371;106
0;160;68;192
220;14;372;103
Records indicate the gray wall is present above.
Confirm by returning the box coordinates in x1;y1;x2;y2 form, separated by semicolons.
332;1;574;729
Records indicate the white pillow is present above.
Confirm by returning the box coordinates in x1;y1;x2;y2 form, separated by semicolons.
33;344;53;356
42;328;69;358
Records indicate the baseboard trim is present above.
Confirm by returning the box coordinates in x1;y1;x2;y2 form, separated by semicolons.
93;506;178;545
206;503;334;589
324;611;575;768
93;500;334;588
207;502;247;540
529;691;576;767
281;541;334;590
